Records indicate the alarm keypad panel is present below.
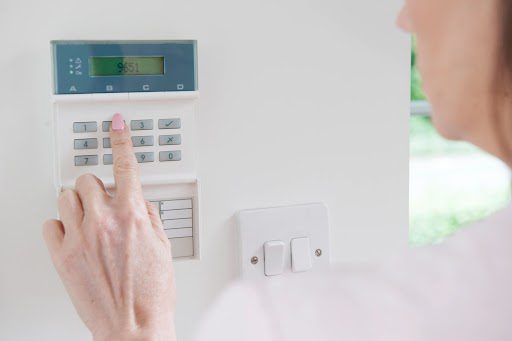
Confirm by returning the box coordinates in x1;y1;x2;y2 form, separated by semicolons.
52;41;200;260
71;118;181;165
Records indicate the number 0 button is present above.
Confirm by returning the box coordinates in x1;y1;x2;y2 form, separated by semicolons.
159;151;181;161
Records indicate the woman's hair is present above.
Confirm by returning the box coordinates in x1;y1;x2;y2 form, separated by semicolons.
493;0;512;164
502;1;512;66
500;0;512;63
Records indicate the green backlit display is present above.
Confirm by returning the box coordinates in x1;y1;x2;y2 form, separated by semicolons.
89;56;164;76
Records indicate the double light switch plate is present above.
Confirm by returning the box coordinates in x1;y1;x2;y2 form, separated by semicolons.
237;203;331;280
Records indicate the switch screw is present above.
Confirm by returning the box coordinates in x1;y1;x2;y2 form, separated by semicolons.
315;249;322;257
251;256;259;265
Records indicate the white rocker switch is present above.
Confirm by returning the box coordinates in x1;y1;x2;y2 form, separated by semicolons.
237;203;330;280
264;240;286;276
291;237;312;273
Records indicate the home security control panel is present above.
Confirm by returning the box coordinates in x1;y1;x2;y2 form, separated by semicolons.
51;40;200;259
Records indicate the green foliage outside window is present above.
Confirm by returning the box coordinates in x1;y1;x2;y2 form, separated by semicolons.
411;38;426;101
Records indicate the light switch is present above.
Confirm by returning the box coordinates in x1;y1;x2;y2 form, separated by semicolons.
264;241;286;276
237;203;330;280
291;237;312;272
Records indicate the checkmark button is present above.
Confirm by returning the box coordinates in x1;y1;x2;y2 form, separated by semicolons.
158;118;181;129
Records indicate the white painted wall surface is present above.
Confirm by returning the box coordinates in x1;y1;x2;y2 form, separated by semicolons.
0;0;409;340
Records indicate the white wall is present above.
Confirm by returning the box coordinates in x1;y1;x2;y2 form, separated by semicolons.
0;0;409;340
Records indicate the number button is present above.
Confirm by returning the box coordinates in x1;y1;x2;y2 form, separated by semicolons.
159;135;181;145
103;154;113;165
73;122;97;133
75;155;98;166
159;150;182;161
103;138;111;149
102;121;112;132
132;136;154;147
131;120;153;130
74;138;98;150
158;119;181;129
135;152;154;163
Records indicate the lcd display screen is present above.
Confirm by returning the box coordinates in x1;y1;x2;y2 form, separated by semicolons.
89;56;164;76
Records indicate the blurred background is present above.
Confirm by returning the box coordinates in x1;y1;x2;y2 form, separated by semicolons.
409;37;511;246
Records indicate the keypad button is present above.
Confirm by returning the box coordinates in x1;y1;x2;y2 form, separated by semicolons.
75;155;98;166
132;136;154;147
158;118;181;129
74;138;98;150
103;138;111;148
169;237;194;257
161;199;192;211
161;209;192;220
103;154;113;165
159;150;181;161
163;218;193;229
73;122;97;133
159;134;181;145
164;228;193;239
135;152;154;163
131;120;153;130
102;121;112;132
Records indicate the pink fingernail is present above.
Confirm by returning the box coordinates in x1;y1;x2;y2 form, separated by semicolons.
112;113;124;131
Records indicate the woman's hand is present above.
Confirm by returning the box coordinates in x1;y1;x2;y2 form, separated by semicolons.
42;113;176;341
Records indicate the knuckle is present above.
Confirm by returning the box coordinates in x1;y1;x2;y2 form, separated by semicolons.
96;217;117;239
94;214;108;228
86;200;148;234
75;173;97;189
89;213;119;240
113;155;137;175
58;189;75;205
111;134;131;148
163;234;171;247
115;204;147;227
146;201;158;214
42;220;57;238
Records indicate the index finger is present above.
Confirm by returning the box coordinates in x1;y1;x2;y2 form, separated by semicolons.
109;113;143;200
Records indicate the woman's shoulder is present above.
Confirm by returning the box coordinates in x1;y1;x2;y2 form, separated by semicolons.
196;204;512;341
391;203;512;338
380;204;512;290
415;203;512;265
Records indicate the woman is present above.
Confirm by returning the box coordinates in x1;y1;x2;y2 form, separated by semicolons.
43;0;512;340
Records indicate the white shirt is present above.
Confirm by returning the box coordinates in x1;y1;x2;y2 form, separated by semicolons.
196;204;512;340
